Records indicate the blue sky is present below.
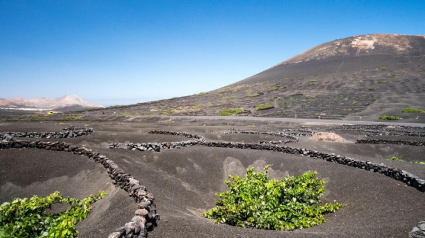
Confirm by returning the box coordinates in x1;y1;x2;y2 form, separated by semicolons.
1;0;424;106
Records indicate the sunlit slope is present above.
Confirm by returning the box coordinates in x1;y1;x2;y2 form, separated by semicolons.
84;34;425;122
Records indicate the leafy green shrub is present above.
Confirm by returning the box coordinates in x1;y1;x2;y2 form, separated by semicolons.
244;90;252;94
63;116;83;121
27;115;46;121
0;191;106;237
284;77;289;80
352;101;357;105
415;161;425;165
368;87;376;91
402;108;425;113
247;93;260;97
310;79;316;82
379;115;402;120
198;92;206;96
392;73;398;77
388;157;404;162
377;80;387;84
226;96;236;100
222;86;237;92
270;86;279;91
162;111;169;115
255;104;274;110
219;108;244;116
380;67;387;70
202;166;342;230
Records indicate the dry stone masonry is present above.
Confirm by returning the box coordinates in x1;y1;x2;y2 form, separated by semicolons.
0;126;94;141
409;219;425;238
224;128;300;143
0;131;158;238
330;124;425;137
356;139;425;146
197;141;425;192
116;129;425;193
109;130;205;152
2;127;424;237
121;129;425;238
259;140;294;144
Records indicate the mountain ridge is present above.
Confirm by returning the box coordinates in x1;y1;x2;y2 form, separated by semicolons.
0;95;104;111
82;33;425;123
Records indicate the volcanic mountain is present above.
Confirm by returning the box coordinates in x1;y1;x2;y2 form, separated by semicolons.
0;95;104;111
85;34;425;122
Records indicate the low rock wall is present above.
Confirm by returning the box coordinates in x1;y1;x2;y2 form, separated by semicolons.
409;219;425;238
0;126;93;141
148;130;205;141
259;140;293;144
330;125;425;137
3;127;424;237
198;141;425;192
224;129;300;142
356;139;425;146
0;139;158;238
109;140;199;152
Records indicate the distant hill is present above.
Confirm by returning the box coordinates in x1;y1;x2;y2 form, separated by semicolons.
83;34;425;122
0;95;104;111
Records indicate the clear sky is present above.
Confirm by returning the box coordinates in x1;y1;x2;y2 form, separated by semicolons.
1;0;424;106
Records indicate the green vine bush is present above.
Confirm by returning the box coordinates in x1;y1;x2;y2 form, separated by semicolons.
402;108;424;113
219;108;244;116
0;191;107;238
63;116;83;121
254;104;274;110
202;166;342;230
379;115;402;120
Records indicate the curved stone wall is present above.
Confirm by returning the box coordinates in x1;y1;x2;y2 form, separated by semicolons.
224;129;300;142
0;126;94;140
330;125;425;137
0;138;158;238
356;139;425;146
2;127;424;237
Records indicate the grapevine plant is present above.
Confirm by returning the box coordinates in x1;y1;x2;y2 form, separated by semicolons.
0;191;107;238
202;165;342;230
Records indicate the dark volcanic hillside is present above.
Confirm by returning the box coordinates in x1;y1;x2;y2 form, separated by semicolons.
84;34;425;122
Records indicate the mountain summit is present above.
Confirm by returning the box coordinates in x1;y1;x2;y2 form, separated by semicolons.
0;95;103;111
84;34;425;122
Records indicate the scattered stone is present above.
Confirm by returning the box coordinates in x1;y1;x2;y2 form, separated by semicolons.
135;209;148;216
311;132;345;143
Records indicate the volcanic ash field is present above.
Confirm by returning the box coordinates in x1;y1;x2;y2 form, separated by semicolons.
1;117;425;238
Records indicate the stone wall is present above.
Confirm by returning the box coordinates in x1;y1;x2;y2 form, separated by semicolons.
224;129;300;142
0;138;158;238
329;125;425;137
117;130;425;193
0;126;94;141
356;139;425;146
409;219;425;237
2;127;425;237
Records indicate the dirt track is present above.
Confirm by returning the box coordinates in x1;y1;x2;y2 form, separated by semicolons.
1;119;424;237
